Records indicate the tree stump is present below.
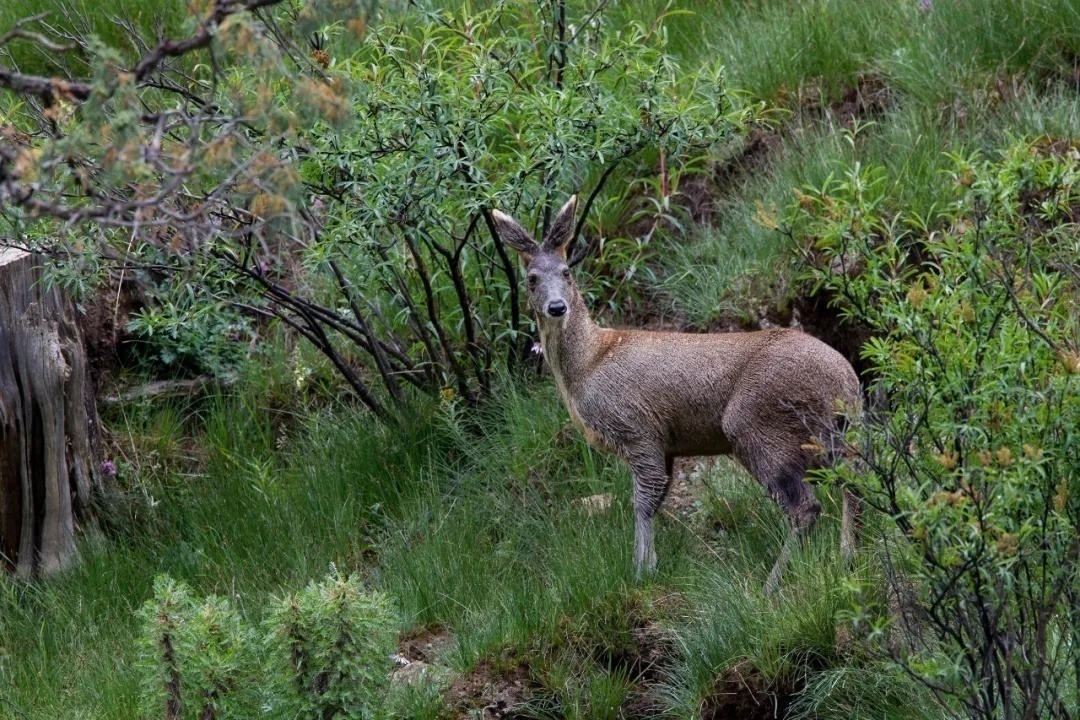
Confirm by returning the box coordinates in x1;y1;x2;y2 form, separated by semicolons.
0;248;103;578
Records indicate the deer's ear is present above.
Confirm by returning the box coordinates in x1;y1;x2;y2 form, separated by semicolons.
542;195;578;257
491;209;538;259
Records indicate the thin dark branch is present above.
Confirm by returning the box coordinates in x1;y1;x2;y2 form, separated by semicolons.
569;158;623;266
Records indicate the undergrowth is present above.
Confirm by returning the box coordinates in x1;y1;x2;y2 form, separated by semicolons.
5;1;1076;718
0;375;934;718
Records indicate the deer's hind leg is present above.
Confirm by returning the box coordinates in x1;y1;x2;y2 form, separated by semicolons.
840;489;863;564
723;416;821;593
625;450;673;581
755;455;821;595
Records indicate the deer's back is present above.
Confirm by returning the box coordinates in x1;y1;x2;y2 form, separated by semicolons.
568;327;859;458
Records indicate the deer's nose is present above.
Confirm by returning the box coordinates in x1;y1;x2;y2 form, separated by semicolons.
547;300;567;317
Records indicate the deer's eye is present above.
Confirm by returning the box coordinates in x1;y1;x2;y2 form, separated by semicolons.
527;274;539;287
561;267;571;278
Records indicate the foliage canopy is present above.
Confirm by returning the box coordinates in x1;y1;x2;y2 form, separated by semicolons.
0;0;755;415
798;140;1080;719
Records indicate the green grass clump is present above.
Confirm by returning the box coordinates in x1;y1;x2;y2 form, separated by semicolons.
789;666;946;720
0;375;927;719
0;386;444;719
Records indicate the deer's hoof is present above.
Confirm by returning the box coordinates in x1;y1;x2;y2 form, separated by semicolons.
634;564;657;585
840;544;857;567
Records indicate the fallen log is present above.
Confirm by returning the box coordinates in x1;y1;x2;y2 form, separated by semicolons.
100;375;228;408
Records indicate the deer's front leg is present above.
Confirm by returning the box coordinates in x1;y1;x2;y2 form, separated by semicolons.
628;452;673;581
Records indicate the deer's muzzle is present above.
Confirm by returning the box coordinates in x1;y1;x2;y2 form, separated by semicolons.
547;300;567;317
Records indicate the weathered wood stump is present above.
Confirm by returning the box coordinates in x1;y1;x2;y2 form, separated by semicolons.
0;248;103;578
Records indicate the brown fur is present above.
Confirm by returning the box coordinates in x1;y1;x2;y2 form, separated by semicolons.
492;196;862;589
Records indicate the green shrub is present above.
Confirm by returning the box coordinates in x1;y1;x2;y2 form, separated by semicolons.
136;571;397;719
126;301;254;378
795;140;1080;719
265;571;397;720
137;576;257;720
292;0;756;408
2;0;756;417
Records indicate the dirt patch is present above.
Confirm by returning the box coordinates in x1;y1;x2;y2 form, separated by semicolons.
833;74;892;124
398;625;453;664
444;659;534;720
795;74;893;126
399;616;679;719
666;457;711;520
700;661;801;720
617;618;679;718
709;128;784;201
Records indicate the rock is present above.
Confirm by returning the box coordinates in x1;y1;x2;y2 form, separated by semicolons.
573;493;612;514
391;659;432;686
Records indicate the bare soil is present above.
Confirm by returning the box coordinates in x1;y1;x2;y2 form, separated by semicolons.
444;658;534;720
699;661;801;720
78;279;145;392
398;625;453;664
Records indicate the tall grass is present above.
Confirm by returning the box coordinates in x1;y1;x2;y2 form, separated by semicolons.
789;667;947;720
0;387;444;719
0;375;933;719
607;0;1080;105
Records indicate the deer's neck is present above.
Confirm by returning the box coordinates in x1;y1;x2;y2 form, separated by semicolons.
539;290;598;395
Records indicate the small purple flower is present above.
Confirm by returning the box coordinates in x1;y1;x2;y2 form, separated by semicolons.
531;342;543;356
312;198;326;213
100;460;118;479
919;0;932;11
230;331;242;342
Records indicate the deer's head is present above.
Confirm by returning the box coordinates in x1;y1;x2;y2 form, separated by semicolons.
492;195;579;323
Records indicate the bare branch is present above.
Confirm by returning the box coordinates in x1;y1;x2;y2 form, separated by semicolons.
0;14;78;53
0;67;91;101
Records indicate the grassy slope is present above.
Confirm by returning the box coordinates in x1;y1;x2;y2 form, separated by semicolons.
0;377;933;719
632;0;1080;325
3;0;1080;718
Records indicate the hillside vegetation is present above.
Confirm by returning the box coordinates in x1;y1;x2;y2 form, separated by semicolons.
1;1;1078;718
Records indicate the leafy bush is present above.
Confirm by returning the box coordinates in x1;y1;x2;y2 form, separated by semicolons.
265;571;398;720
126;301;253;378
1;0;755;416
794;140;1080;718
137;571;397;719
285;0;754;409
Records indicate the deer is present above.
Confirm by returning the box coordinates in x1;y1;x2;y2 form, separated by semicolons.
491;195;864;592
